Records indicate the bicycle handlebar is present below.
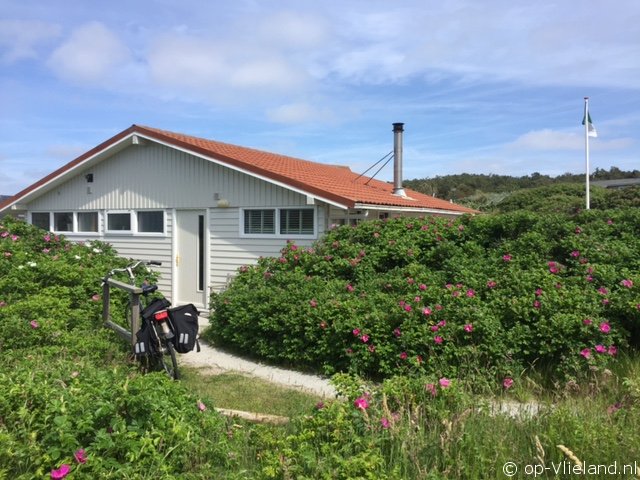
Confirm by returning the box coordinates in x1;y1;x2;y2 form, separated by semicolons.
102;260;162;282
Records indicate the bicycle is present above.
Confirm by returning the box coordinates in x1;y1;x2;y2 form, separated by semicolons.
102;260;180;380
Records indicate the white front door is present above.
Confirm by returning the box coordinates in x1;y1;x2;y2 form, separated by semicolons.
175;210;207;307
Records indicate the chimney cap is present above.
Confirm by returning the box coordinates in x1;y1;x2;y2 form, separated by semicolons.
392;122;404;131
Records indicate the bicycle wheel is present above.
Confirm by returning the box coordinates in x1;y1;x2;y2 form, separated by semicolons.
159;340;180;380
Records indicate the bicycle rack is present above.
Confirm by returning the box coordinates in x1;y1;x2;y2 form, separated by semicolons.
102;278;143;349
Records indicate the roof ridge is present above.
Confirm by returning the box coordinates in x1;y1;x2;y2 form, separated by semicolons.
136;124;353;172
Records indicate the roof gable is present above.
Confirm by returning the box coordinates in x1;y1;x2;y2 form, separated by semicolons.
0;125;476;215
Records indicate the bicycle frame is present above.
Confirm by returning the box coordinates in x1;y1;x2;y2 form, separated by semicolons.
102;260;180;379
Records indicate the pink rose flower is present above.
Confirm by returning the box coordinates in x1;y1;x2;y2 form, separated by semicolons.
354;396;369;410
503;377;514;389
425;383;437;396
463;324;473;333
580;348;591;359
50;464;71;479
439;377;450;388
74;448;87;464
198;401;206;412
433;336;444;344
599;322;611;334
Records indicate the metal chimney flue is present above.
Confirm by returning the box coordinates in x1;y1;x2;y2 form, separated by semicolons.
392;122;407;197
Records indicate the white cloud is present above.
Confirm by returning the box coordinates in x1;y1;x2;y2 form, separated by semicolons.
510;129;634;151
256;11;328;48
47;22;131;83
0;20;61;62
266;102;334;124
321;1;640;89
147;35;227;90
229;57;305;90
147;30;309;102
511;130;583;151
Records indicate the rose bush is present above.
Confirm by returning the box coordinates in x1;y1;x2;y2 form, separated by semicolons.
0;218;239;478
208;209;640;381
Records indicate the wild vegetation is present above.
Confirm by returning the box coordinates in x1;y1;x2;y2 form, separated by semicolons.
207;210;640;385
1;198;639;478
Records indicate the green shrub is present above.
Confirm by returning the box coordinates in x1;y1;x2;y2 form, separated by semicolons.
0;218;242;479
208;210;640;383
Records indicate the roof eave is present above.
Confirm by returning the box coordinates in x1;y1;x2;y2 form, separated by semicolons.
353;203;476;216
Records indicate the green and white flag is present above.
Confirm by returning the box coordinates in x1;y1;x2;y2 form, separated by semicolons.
582;112;597;137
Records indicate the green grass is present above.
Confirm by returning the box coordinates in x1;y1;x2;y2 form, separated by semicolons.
179;367;323;418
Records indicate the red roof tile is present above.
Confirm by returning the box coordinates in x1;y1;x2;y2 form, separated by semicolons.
0;125;476;215
137;125;476;214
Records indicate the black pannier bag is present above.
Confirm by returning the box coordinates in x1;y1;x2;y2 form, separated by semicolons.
140;297;171;322
168;304;200;353
134;320;157;357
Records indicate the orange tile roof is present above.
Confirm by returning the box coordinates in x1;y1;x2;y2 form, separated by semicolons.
0;125;476;215
137;125;477;214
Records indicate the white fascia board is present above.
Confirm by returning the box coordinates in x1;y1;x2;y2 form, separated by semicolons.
136;133;350;210
353;203;467;216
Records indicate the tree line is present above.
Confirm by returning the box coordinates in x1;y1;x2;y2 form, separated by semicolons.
405;166;640;201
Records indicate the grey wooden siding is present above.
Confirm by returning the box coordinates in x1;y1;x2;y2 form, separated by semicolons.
208;207;326;291
27;143;308;210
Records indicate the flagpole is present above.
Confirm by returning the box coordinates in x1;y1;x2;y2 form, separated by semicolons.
584;96;590;210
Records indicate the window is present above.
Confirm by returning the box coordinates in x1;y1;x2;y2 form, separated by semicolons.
244;209;275;234
137;211;164;233
107;212;131;232
280;209;314;235
54;212;73;232
78;212;99;232
31;212;50;231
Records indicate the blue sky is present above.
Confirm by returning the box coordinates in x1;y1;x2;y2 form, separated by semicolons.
1;0;639;195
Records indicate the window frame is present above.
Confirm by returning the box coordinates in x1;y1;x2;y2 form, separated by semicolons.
279;208;315;236
28;209;168;236
241;207;316;238
105;211;133;234
77;211;100;234
136;210;166;235
53;212;74;233
243;208;276;236
31;212;51;231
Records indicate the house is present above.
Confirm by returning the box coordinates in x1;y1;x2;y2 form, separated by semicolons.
0;124;476;309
